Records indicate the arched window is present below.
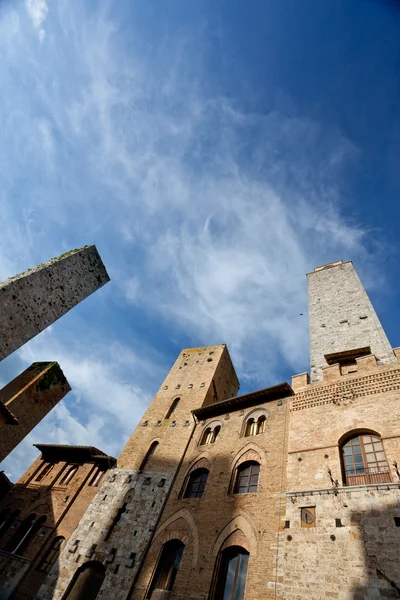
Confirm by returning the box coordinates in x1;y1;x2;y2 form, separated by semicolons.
35;462;54;482
39;536;65;573
59;465;78;486
6;514;47;555
341;432;391;485
234;461;260;494
0;508;20;541
184;468;209;498
166;398;180;419
147;539;185;598
256;416;266;435
245;419;257;437
200;423;221;445
244;414;267;437
213;546;249;600
201;428;213;445
105;503;127;541
212;426;221;443
139;442;159;471
62;561;106;600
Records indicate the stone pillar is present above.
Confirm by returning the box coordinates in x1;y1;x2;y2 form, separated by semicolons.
308;260;396;382
0;362;71;462
0;245;110;362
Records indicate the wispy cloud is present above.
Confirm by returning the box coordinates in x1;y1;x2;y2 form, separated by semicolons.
25;0;48;42
0;1;378;479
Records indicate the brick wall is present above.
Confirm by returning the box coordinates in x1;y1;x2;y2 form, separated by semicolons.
132;395;290;600
0;363;71;462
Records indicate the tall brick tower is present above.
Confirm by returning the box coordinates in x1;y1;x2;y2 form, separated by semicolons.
0;362;71;462
308;260;396;382
40;345;240;600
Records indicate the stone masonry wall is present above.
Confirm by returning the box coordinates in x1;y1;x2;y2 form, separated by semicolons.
0;363;71;462
281;485;400;600
39;469;173;600
0;245;109;361
308;261;396;382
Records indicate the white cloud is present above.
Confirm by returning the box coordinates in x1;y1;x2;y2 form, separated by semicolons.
0;1;386;479
25;0;48;42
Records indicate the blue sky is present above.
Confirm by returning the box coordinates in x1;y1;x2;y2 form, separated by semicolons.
1;0;400;480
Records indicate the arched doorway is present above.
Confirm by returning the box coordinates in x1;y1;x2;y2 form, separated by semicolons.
62;561;106;600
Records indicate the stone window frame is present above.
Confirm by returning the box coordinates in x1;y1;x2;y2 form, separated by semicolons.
35;462;55;483
339;429;391;486
183;468;209;499
241;409;268;438
146;539;185;598
210;535;250;600
199;420;222;446
179;457;211;499
228;448;263;495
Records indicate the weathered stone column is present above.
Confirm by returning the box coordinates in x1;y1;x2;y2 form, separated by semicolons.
0;245;110;362
0;362;71;462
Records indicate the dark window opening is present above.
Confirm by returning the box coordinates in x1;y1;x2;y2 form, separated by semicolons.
59;465;79;486
166;398;180;419
105;504;127;541
63;561;106;600
335;519;343;528
5;514;47;556
140;442;159;471
147;539;184;598
341;433;391;486
234;462;260;494
394;517;400;527
213;546;249;600
88;468;105;488
184;469;209;499
35;462;54;482
39;536;65;573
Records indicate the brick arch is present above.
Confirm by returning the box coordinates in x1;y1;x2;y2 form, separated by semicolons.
24;502;51;518
230;442;265;471
185;453;211;476
241;408;269;437
153;508;200;567
211;514;258;558
338;427;382;447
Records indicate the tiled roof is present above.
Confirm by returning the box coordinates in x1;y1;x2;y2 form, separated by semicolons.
193;382;293;419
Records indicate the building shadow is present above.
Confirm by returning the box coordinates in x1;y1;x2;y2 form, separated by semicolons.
0;445;116;600
350;497;400;599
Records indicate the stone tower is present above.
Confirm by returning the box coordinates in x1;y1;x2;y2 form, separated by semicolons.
40;345;240;600
285;260;400;599
0;245;109;362
308;260;396;382
0;362;71;462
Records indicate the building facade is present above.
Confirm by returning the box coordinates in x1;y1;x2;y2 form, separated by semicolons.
35;260;400;600
0;445;116;600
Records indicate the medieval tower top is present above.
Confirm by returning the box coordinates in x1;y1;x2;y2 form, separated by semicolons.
307;260;397;382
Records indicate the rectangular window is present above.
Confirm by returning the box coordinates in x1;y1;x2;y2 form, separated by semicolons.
35;463;54;482
58;465;78;486
88;468;105;487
